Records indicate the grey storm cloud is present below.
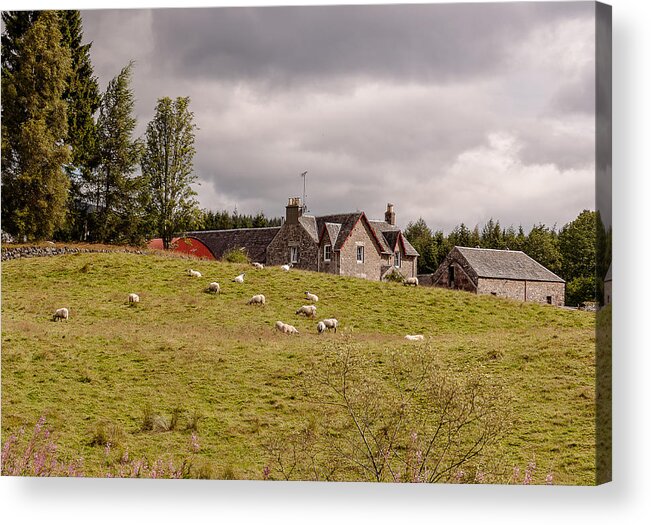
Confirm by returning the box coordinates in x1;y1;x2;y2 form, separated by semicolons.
81;2;597;232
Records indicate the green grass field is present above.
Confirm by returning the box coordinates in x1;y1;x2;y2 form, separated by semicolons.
1;252;596;483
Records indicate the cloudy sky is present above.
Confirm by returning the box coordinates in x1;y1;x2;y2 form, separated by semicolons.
80;1;596;231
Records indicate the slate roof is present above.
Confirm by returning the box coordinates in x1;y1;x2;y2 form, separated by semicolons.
368;220;420;257
455;246;564;283
298;215;318;242
324;222;342;246
314;213;365;251
185;227;281;263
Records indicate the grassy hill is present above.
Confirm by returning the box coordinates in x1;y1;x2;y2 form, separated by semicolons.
1;252;596;483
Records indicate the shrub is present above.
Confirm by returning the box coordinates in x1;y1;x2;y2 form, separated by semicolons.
383;268;405;283
222;248;250;264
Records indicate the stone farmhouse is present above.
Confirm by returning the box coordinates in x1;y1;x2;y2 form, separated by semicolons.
184;198;419;282
423;246;565;306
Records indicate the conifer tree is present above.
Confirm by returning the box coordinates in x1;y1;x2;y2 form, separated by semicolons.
1;11;72;240
141;97;200;249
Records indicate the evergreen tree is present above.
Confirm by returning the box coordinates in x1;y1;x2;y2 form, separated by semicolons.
404;218;436;273
559;210;597;283
524;224;562;276
95;62;144;243
141;96;200;249
1;11;72;240
480;218;504;249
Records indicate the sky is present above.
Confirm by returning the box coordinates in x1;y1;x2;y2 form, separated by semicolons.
80;1;597;232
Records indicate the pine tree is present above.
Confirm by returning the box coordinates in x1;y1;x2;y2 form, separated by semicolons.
95;62;143;243
1;11;72;240
141;97;200;249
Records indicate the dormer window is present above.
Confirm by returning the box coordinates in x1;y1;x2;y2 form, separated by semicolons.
394;251;401;267
324;244;331;262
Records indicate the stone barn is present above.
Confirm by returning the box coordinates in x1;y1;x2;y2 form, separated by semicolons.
429;246;565;306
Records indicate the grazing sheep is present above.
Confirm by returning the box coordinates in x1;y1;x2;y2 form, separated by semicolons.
128;293;140;305
208;282;220;294
252;262;265;269
295;305;317;319
281;264;291;271
403;277;419;286
316;319;338;334
247;294;266;305
188;269;202;278
233;273;245;283
305;291;319;303
53;307;69;321
404;334;425;341
275;321;298;335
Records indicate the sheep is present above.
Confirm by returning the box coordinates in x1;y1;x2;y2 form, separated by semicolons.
403;277;419;286
317;318;338;334
233;273;245;283
53;307;69;321
305;291;319;303
275;321;298;335
208;282;220;294
404;335;425;341
295;305;317;319
281;264;291;271
247;294;266;306
252;262;265;269
128;293;140;305
188;269;202;278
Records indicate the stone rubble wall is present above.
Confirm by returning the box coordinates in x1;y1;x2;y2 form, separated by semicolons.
1;245;146;262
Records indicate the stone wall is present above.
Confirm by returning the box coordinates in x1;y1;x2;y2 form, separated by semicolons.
604;280;612;305
1;245;145;261
266;223;318;270
432;259;478;292
477;278;565;306
317;239;340;275
337;218;389;281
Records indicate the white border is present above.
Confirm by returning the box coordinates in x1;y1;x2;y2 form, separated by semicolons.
1;1;649;523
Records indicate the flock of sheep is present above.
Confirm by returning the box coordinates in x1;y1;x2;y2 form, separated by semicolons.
51;261;425;341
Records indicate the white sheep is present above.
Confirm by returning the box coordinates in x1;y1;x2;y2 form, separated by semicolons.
247;294;266;305
188;269;202;278
208;282;220;294
252;262;265;269
281;264;291;271
275;321;298;335
405;335;425;341
128;293;140;305
317;318;338;333
233;273;245;283
296;305;317;319
404;277;419;286
53;307;69;321
305;291;319;303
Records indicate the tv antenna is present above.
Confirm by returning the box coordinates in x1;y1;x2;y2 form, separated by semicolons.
300;170;308;212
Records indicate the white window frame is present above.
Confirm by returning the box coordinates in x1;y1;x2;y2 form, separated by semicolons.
290;246;299;264
394;251;401;267
323;244;331;262
356;245;364;264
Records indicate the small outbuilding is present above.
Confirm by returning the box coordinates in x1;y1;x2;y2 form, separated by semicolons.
429;246;565;306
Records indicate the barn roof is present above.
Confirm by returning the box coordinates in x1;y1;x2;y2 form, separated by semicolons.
455;246;564;283
185;227;281;263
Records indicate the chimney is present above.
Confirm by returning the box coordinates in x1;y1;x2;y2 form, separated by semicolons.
286;197;303;225
385;203;396;226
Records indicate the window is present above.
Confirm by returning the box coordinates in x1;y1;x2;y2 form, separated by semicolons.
323;244;331;262
356;245;364;263
290;246;299;264
394;251;401;267
546;296;553;305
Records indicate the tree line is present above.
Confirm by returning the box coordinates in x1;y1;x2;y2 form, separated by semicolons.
403;210;612;306
1;11;201;249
